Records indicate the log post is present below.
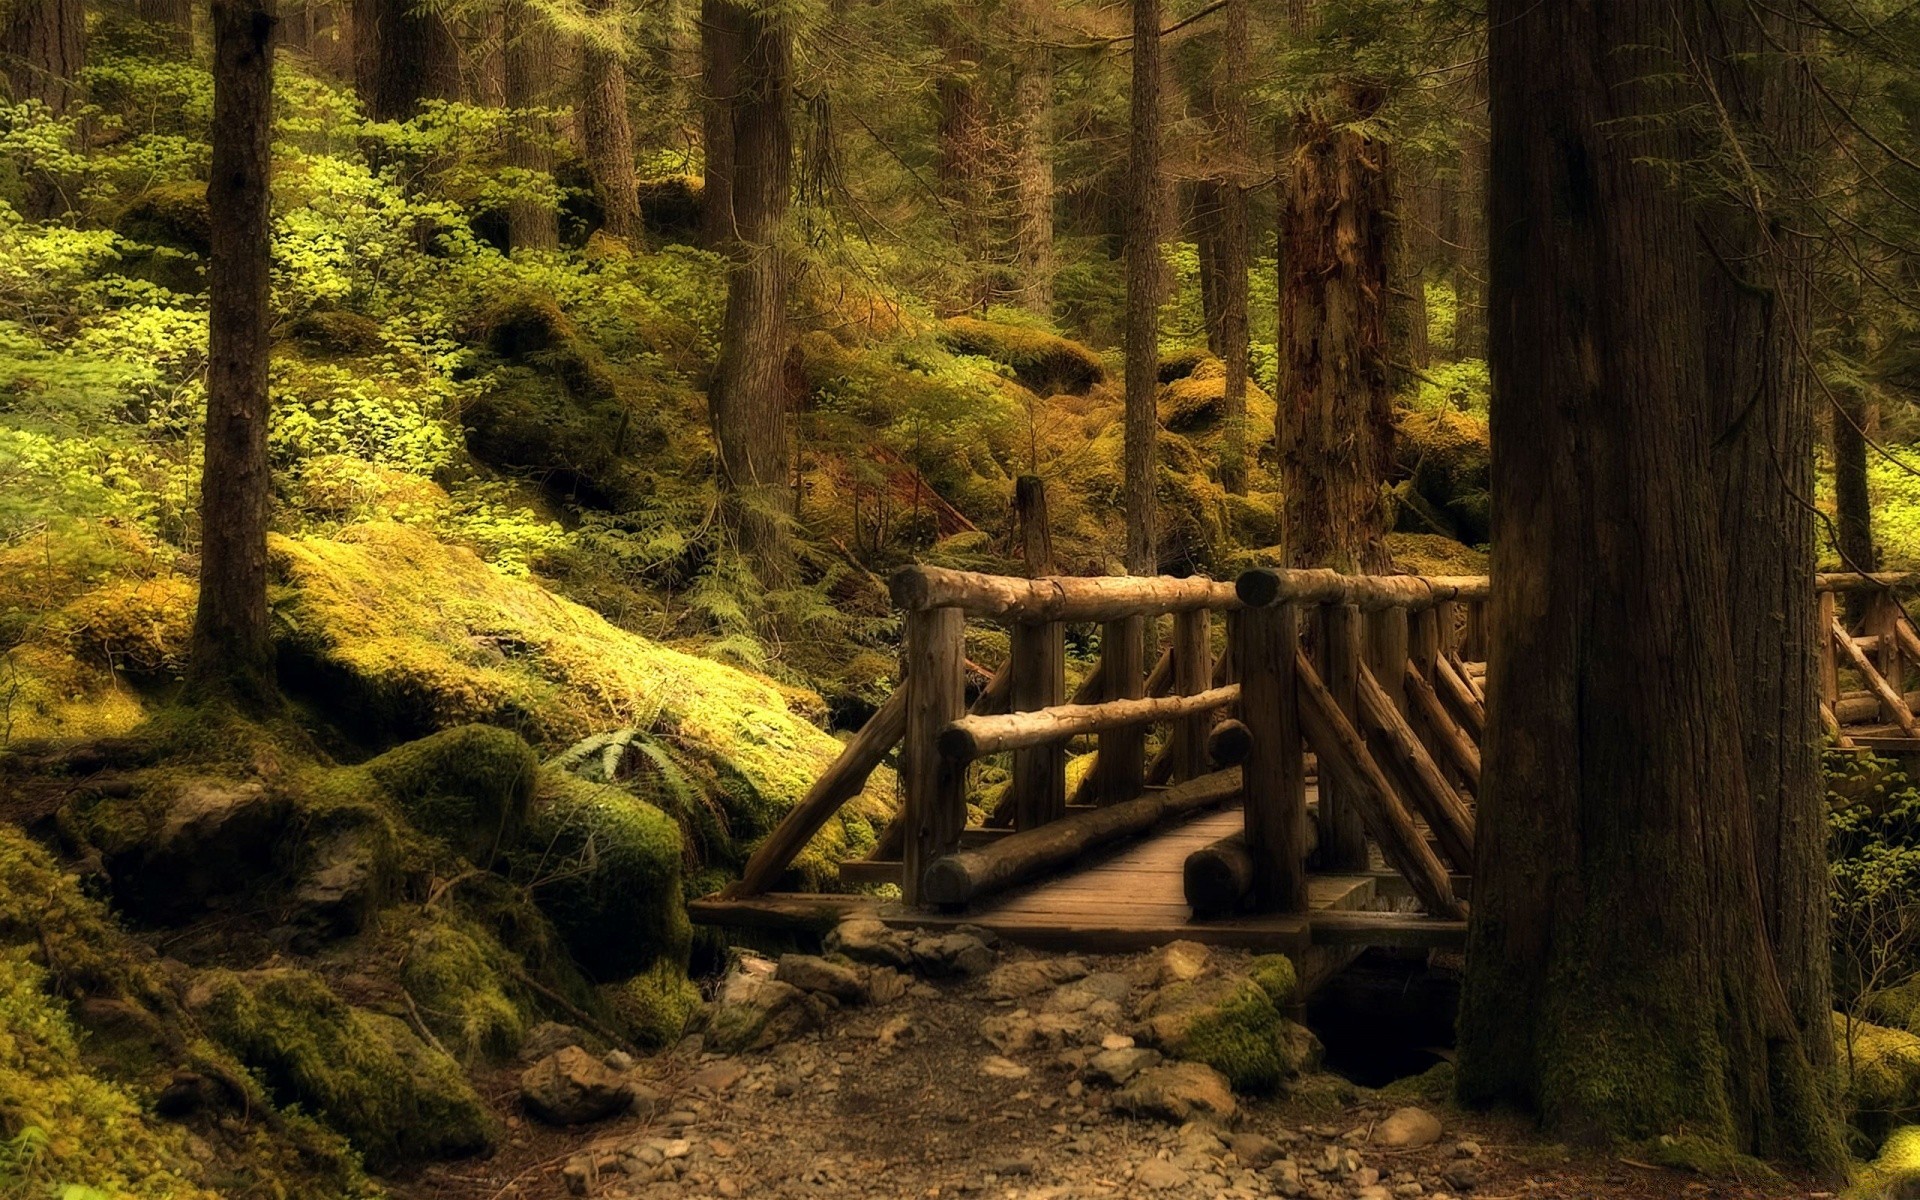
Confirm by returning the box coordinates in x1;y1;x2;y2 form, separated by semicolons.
1315;602;1369;871
1462;598;1487;661
1367;604;1411;715
1090;616;1146;803
1818;589;1840;718
1435;598;1461;660
1238;600;1307;912
1170;608;1212;781
1009;619;1066;830
1872;591;1907;723
902;605;967;906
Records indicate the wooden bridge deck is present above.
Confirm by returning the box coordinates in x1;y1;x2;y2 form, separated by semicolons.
690;797;1466;959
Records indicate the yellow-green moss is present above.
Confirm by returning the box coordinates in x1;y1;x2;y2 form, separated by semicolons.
1248;955;1297;1007
510;770;690;981
1394;407;1491;545
1632;1133;1778;1181
363;724;537;866
189;967;496;1170
1377;1059;1456;1104
1;644;148;743
602;959;701;1049
936;317;1107;395
1385;532;1489;576
270;523;893;882
1852;1124;1920;1198
1144;975;1312;1094
402;919;529;1063
1840;1014;1920;1145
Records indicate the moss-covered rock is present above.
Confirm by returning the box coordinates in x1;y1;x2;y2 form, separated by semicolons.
1852;1124;1920;1198
287;309;385;357
116;181;212;254
603;959;702;1048
402;918;531;1063
636;175;703;242
510;769;690;981
1840;1013;1920;1146
271;523;893;883
1393;407;1490;546
187;967;497;1170
1386;531;1489;576
364;723;538;866
1156;355;1278;443
936;316;1107;396
1248;955;1297;1007
1138;974;1320;1093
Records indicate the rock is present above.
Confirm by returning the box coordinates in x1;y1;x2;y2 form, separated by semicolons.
1084;1046;1161;1087
562;1155;594;1195
602;1049;634;1072
1264;1158;1303;1195
865;966;910;1005
1373;1106;1443;1149
910;931;996;977
104;778;294;921
978;1011;1088;1055
704;980;826;1053
1134;1158;1189;1190
1044;971;1131;1014
1452;1139;1481;1159
291;826;388;937
825;918;914;969
1147;940;1211;986
1112;1061;1237;1124
1440;1161;1482;1191
520;1046;633;1125
875;1013;916;1051
1229;1131;1284;1167
521;1021;587;1061
1355;1188;1393;1200
983;957;1091;1000
980;1055;1031;1080
686;1061;748;1093
1138;972;1321;1092
774;954;867;1003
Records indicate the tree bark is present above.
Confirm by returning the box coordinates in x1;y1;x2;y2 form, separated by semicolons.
3;0;85;114
354;0;460;120
579;0;638;241
1276;74;1394;571
502;0;559;252
707;1;793;582
934;2;993;309
1009;30;1054;316
1123;0;1163;576
698;0;738;249
1456;0;1841;1166
190;0;279;710
136;0;195;52
1833;342;1877;576
1214;0;1250;495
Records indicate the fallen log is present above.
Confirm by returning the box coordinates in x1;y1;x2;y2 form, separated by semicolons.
920;768;1243;906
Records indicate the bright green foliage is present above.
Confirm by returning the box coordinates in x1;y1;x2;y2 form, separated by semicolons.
189;968;497;1171
1830;753;1920;1007
509;770;690;982
363;724;538;866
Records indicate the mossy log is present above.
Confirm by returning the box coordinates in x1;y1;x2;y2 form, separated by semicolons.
920;768;1242;905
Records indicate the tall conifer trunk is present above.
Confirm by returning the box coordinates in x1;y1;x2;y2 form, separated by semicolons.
503;0;558;252
354;0;460;120
1009;31;1053;316
1122;0;1162;575
190;0;278;709
3;0;85;114
698;0;738;249
579;0;638;240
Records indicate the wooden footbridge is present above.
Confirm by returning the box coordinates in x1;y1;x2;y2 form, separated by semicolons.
690;563;1920;963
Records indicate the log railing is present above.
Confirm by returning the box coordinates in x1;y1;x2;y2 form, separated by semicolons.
1819;572;1920;749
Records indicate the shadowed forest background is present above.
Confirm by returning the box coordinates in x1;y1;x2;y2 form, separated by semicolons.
8;0;1920;1196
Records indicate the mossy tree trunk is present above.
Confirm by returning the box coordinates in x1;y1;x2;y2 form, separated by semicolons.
190;0;279;710
503;0;559;253
1212;0;1250;496
1457;0;1843;1170
353;0;460;120
708;1;793;583
934;1;993;310
698;0;738;250
579;0;638;241
1009;26;1054;317
1276;65;1394;573
1833;308;1878;577
1693;0;1839;1123
1122;0;1162;576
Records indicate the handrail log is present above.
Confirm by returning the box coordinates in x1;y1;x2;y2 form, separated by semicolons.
1236;568;1489;612
939;685;1242;760
921;768;1242;905
891;564;1241;622
1817;571;1920;593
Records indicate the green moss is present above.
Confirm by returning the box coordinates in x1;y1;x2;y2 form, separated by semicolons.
189;967;497;1170
1840;1014;1920;1146
1248;955;1297;1007
402;918;529;1063
603;960;701;1049
363;724;538;866
1632;1133;1779;1181
1377;1060;1456;1104
1393;407;1491;545
287;309;384;357
1385;532;1489;576
1143;975;1313;1094
271;523;893;883
509;769;690;981
936;316;1106;395
1851;1124;1920;1198
1868;981;1920;1035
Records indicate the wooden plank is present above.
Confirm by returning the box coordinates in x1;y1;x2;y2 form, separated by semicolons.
837;859;904;887
1170;609;1212;782
1315;602;1368;871
689;893;875;934
1240;599;1308;912
1010;619;1067;830
902;606;968;905
1309;910;1469;950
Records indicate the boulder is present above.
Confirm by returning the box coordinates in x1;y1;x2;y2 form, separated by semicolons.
983;957;1090;1001
826;918;915;969
1113;1061;1238;1124
520;1046;633;1126
1146;940;1211;987
1229;1131;1284;1168
521;1021;587;1061
1392;408;1490;545
1842;1014;1920;1144
291;825;390;937
1372;1105;1442;1149
775;954;867;1003
910;931;996;977
1085;1046;1162;1087
93;778;294;923
704;979;826;1054
1133;1158;1189;1190
1138;973;1320;1093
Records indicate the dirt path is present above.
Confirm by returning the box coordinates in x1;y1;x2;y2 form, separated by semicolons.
399;943;1834;1200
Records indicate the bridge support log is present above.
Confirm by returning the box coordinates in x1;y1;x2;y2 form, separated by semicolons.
1171;609;1213;781
1184;823;1322;918
1358;666;1475;870
1315;602;1369;871
921;768;1242;905
1086;616;1147;805
903;606;968;906
1405;660;1482;793
1010;619;1066;830
1239;600;1309;912
1295;648;1467;920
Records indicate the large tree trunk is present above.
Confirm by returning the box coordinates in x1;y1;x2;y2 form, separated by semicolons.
190;0;278;710
934;2;992;309
1276;78;1394;572
707;2;793;582
135;0;194;52
579;0;638;241
354;0;460;120
698;0;738;249
1213;0;1250;495
1009;31;1053;317
1456;0;1841;1167
3;0;85;114
1122;0;1162;576
1833;320;1878;575
503;0;558;252
1693;1;1839;1115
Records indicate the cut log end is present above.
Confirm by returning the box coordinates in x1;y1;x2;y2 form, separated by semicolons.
1236;567;1283;609
936;725;980;762
1207;719;1253;768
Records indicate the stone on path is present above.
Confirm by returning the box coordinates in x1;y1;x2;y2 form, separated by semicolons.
909;930;996;977
1134;1158;1190;1190
983;957;1090;1001
520;1046;632;1125
1112;1061;1237;1123
979;1054;1031;1080
774;953;868;1002
1373;1105;1443;1149
1229;1131;1284;1167
824;918;914;969
1084;1046;1161;1087
1146;939;1211;986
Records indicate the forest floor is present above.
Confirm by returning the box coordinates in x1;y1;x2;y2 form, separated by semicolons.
393;944;1832;1200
